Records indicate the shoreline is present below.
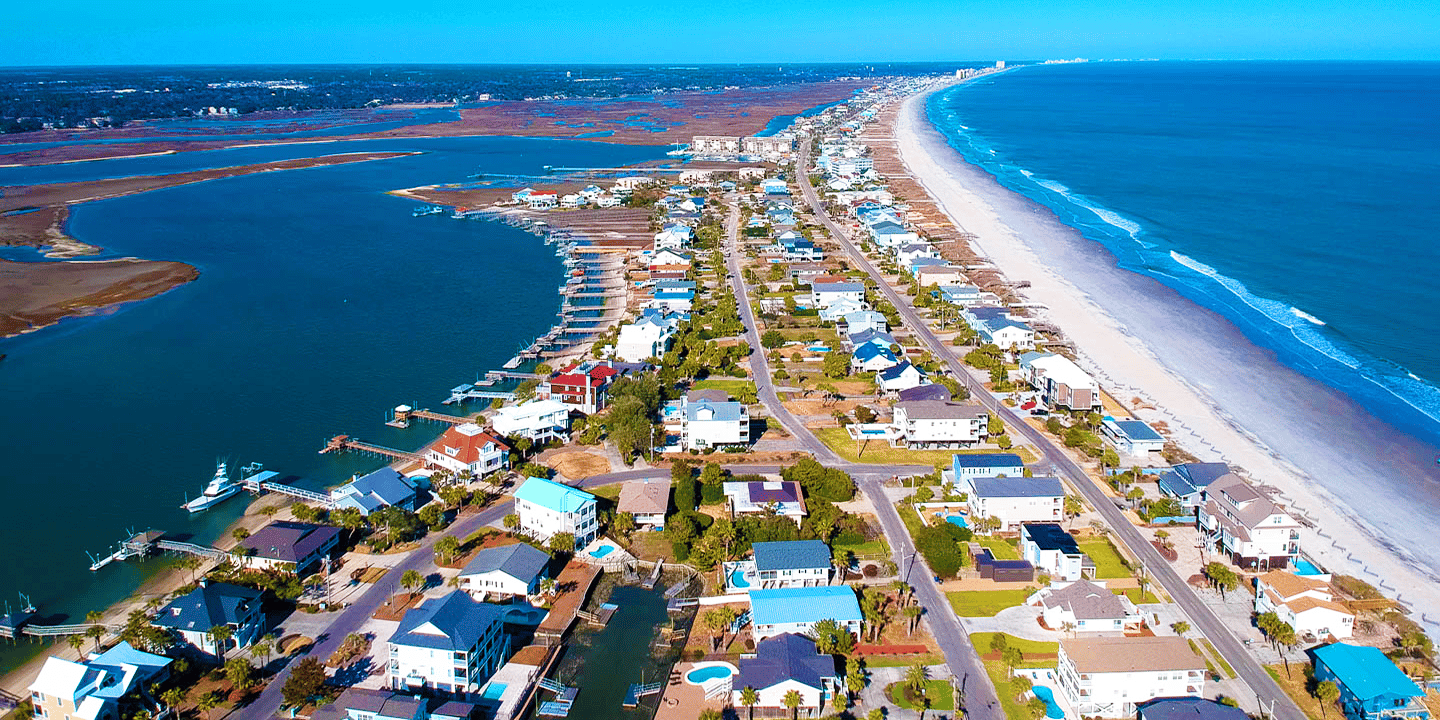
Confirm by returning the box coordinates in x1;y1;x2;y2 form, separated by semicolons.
892;84;1440;627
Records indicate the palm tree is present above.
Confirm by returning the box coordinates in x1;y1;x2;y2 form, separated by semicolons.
782;689;803;720
400;569;424;598
903;606;923;636
207;625;234;661
250;634;275;668
160;688;186;713
85;624;105;652
68;634;86;659
905;661;930;696
196;691;220;720
698;710;723;720
740;686;759;720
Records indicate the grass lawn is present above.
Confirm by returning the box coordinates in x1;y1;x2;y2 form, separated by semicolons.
834;538;890;559
1077;538;1132;578
946;589;1034;618
815;428;1039;465
1202;639;1237;678
968;632;1059;666
692;377;757;396
776;326;841;345
897;502;927;539
865;653;943;668
982;659;1048;720
1265;664;1327;720
886;680;955;711
588;484;621;501
1112;587;1161;604
977;536;1021;560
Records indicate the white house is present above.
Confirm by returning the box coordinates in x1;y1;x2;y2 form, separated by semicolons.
617;480;670;530
29;644;172;720
730;634;839;718
725;480;806;524
653;225;693;250
1020;523;1088;582
747;540;832;589
916;265;967;287
491;399;571;444
649;248;693;268
425;424;511;476
877;362;927;392
1056;637;1205;717
961;476;1064;532
810;281;865;309
818;297;869;322
1019;352;1103;412
514;477;599;550
890;400;989;448
458;543;551;600
1100;417;1166;455
387;591;509;695
1254;570;1355;640
1034;579;1141;633
239;521;341;575
951;453;1026;480
152;581;264;658
615;309;682;362
678;398;749;450
841;310;887;336
1198;474;1300;569
850;343;900;372
525;193;557;209
749;586;862;641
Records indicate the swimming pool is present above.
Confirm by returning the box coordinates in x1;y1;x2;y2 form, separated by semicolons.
480;682;507;701
686;665;735;684
859;428;888;436
808;345;832;352
1032;686;1064;718
728;568;751;588
1293;558;1323;575
945;514;969;529
589;544;616;558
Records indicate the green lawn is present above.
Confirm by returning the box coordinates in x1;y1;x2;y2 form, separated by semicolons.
982;659;1047;720
1077;538;1132;578
776;326;841;345
968;632;1059;668
897;502;927;539
834;538;890;559
946;589;1034;618
865;653;943;668
691;378;757;397
588;484;622;501
815;427;1038;466
977;536;1021;560
1112;587;1161;604
886;680;955;711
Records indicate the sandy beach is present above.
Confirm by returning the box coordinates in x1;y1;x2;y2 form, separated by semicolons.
893;85;1440;630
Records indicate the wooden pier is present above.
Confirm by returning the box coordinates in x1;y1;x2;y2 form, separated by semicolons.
320;435;424;463
387;405;472;428
442;384;516;405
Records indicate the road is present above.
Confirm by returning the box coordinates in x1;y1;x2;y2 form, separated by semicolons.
793;136;1305;720
723;193;1005;720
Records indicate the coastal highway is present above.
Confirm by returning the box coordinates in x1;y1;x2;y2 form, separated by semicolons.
724;194;1007;720
795;132;1307;720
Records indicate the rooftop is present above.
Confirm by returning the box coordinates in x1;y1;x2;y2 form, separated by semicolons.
750;586;862;626
618;479;671;516
752;540;831;572
1041;580;1131;620
241;521;341;563
734;633;836;693
1062;636;1204;673
972;476;1063;499
459;542;550;582
1139;698;1251;720
895;399;984;420
390;590;505;652
152;582;262;633
1021;524;1080;554
514;476;596;515
952;453;1024;469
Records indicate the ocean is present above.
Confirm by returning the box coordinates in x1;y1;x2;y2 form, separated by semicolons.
0;136;662;674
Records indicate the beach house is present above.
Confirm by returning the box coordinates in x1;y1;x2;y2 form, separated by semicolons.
1019;352;1103;412
29;643;172;720
897;383;953;403
1254;570;1355;640
1101;416;1166;455
749;586;863;641
615;309;683;363
963;306;1036;351
950;453;1027;480
425;424;511;477
729;634;839;717
653;224;693;250
152;581;265;658
331;467;418;516
1020;523;1089;581
1310;643;1428;720
514;476;598;550
1139;698;1251;720
1056;637;1206;717
916;265;966;287
458;542;551;599
877;361;927;392
491;399;571;443
810;281;865;309
387;591;510;696
310;688;428;720
617;479;670;530
538;360;622;413
850;343;900;373
724;480;806;524
240;521;341;575
748;540;832;589
940;285;983;306
1198;473;1300;569
1034;579;1140;633
818;297;869;322
841;310;887;336
890;400;989;448
1157;462;1234;512
962;476;1065;532
677;397;750;450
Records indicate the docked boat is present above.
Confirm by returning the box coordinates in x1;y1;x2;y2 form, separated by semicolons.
412;205;444;217
183;461;240;512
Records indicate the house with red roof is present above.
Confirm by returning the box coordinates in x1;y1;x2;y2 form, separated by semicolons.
537;361;621;414
424;423;511;477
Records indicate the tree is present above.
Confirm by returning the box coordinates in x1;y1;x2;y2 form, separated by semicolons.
434;535;461;564
281;657;326;708
67;634;86;659
902;605;924;636
1315;680;1340;719
503;513;519;530
332;507;366;534
250;634;275;668
176;555;203;584
700;462;726;487
1126;487;1145;509
1063;496;1084;528
1100;448;1120;470
905;662;930;697
400;569;425;596
1202;562;1239;599
867;710;885;720
225;657;255;691
1002;647;1024;677
207;625;234;661
549;532;577;554
831;689;848;716
196;691;221;720
740;687;760;720
1027;697;1050;720
417;504;445;530
1171;621;1191;636
782;689;803;720
1011;675;1033;702
761;330;786;349
823;351;852;378
990;633;1010;655
160;688;185;712
613;511;636;539
85;624;104;652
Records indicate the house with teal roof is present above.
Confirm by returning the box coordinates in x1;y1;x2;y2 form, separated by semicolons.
749;586;862;641
514;477;598;550
1311;643;1428;720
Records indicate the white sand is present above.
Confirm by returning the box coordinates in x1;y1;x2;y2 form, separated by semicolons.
892;86;1440;628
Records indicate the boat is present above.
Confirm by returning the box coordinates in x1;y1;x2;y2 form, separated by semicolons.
183;460;240;512
412;205;444;217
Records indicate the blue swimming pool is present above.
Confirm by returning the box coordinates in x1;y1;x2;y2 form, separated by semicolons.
1293;559;1323;575
808;345;832;352
1032;686;1064;719
686;665;735;684
481;682;507;701
859;428;888;436
589;544;615;558
729;569;751;588
946;514;969;528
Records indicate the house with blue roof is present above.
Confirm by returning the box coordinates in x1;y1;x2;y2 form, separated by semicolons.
1157;462;1234;511
514;477;598;550
725;540;833;593
1311;643;1428;720
877;361;926;392
677;397;749;450
152;580;264;658
850;343;900;373
729;634;839;717
458;542;551;599
1101;416;1166;455
331;467;419;516
842;310;887;336
962;476;1065;532
749;586;862;641
951;453;1026;480
387;590;509;696
846;328;896;351
29;642;172;720
940;285;983;306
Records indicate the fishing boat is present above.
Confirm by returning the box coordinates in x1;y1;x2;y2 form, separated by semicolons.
183;461;240;512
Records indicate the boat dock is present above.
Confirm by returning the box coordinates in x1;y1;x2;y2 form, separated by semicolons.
622;681;664;709
442;384;516;405
240;469;335;507
641;560;663;590
535;678;578;717
88;529;225;572
320;435;424;463
386;405;472;428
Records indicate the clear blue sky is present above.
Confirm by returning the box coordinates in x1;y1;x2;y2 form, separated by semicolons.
5;0;1438;65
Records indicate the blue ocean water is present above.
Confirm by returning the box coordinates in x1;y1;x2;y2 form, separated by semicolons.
0;136;661;673
927;61;1440;447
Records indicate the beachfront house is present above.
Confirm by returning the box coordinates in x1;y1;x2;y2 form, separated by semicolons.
614;309;683;363
677;397;750;450
841;310;887;336
1056;637;1206;717
539;360;624;414
649;248;693;268
1157;462;1233;512
653;225;693;250
152;581;264;658
961;306;1037;351
1034;579;1140;633
941;285;983;306
810;281;865;309
387;591;510;696
877;361;927;392
1254;570;1355;640
525;193;557;209
724;480;806;525
890;400;989;448
730;634;839;718
514;476;598;550
818;297;869;322
916;265;967;287
1139;698;1251;720
961;476;1065;532
950;453;1027;480
749;586;863;641
750;540;832;589
425;423;511;477
850;343;900;373
29;643;172;720
240;521;341;575
1019;352;1103;412
331;467;419;516
491;399;571;444
1198;473;1300;569
1100;416;1166;455
458;542;551;600
617;479;670;530
310;688;429;720
1020;523;1089;582
1310;643;1428;720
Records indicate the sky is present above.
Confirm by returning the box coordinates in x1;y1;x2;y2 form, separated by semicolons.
4;0;1439;65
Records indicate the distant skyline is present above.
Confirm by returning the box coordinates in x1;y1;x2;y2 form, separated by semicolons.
4;0;1439;66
